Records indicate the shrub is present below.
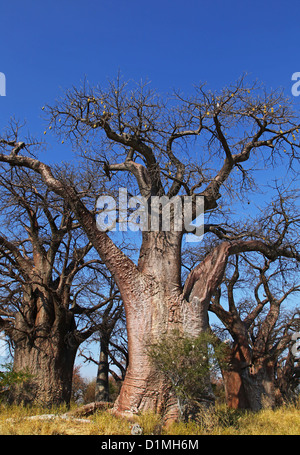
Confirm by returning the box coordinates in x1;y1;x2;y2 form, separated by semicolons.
147;330;227;419
0;363;32;402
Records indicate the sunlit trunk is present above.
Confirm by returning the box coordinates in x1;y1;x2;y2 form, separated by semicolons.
222;343;250;409
113;231;218;421
113;232;183;421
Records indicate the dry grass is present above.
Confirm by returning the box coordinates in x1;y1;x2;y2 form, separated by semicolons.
219;405;300;435
164;403;300;435
0;404;130;435
0;404;92;435
0;402;299;435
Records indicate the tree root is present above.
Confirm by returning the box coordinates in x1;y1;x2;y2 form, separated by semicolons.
66;401;113;417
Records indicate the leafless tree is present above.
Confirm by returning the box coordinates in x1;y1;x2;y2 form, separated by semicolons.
0;166;119;406
77;269;126;402
206;190;300;409
0;75;300;420
211;255;300;410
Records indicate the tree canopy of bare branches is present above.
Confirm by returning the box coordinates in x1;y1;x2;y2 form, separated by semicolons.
0;75;299;418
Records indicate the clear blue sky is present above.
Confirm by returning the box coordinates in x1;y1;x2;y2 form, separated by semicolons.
1;0;300;148
1;0;300;378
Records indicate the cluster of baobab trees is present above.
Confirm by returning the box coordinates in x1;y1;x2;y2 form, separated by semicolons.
0;75;299;422
0;165;127;405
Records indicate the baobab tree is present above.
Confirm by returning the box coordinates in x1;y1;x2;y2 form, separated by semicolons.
207;189;300;410
0;166;119;406
183;188;300;410
276;350;300;402
210;254;300;410
0;75;300;420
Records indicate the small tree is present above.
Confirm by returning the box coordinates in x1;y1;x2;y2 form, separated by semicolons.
147;330;226;420
77;274;126;403
71;365;88;404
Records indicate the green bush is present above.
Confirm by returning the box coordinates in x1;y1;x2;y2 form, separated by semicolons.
0;363;32;402
147;330;227;419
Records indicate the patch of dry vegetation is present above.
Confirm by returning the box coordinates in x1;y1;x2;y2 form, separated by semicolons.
0;402;299;435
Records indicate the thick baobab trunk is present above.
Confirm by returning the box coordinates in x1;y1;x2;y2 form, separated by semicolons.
222;344;250;409
113;232;183;421
222;350;278;410
11;337;77;406
241;359;276;410
112;234;230;421
10;294;78;407
221;342;277;410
